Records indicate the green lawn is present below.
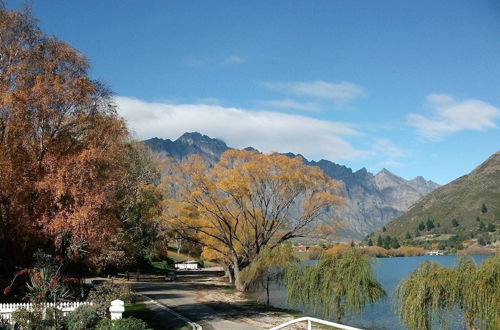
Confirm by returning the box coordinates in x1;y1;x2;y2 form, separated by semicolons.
124;300;188;330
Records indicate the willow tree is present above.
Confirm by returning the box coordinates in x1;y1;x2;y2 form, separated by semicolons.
396;255;499;330
239;243;297;304
463;254;500;330
283;248;386;322
396;261;457;330
161;150;342;290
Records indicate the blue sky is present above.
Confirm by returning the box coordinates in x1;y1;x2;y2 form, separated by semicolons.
7;0;500;184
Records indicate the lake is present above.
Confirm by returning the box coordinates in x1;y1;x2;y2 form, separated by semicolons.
252;255;491;330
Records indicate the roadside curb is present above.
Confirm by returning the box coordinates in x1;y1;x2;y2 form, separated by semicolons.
139;294;202;330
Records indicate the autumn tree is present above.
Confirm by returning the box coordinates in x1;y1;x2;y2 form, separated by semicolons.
161;150;343;289
0;5;147;270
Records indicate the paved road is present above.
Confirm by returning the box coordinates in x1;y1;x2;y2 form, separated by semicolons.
132;281;260;330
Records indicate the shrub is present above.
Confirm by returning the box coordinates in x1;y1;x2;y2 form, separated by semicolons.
325;243;350;256
363;246;388;257
88;282;135;317
307;246;325;260
398;246;425;257
0;318;13;330
64;305;102;330
96;317;151;330
11;306;64;330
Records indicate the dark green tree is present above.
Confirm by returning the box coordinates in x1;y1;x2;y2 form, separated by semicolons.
383;236;392;249
479;222;486;232
391;238;401;249
481;203;488;214
476;216;481;222
382;226;387;232
418;222;426;231
405;232;412;240
377;235;383;247
367;238;373;246
426;219;435;231
452;218;460;227
486;223;495;232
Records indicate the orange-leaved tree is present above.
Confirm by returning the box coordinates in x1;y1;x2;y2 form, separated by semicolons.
0;5;131;269
161;150;343;290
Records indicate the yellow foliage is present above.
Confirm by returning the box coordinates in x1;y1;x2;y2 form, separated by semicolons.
326;243;351;256
394;246;426;257
160;150;343;282
363;246;389;257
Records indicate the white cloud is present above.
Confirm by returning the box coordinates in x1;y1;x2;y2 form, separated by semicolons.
259;98;320;112
184;56;208;67
371;138;405;158
409;94;500;140
115;96;367;160
224;56;245;64
261;80;365;102
185;55;246;67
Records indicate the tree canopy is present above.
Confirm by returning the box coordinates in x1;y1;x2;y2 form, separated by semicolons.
283;248;385;322
0;5;162;272
161;149;343;289
396;255;500;330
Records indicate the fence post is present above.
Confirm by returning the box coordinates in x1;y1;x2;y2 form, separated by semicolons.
307;319;312;330
109;300;125;320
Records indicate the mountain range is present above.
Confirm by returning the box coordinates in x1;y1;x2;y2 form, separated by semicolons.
144;132;440;240
372;151;500;241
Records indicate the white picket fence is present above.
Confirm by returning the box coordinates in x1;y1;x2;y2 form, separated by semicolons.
0;301;92;324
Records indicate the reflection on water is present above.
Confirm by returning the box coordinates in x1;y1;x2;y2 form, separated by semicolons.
251;255;490;330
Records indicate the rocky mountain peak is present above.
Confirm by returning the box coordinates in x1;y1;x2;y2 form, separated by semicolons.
143;132;440;240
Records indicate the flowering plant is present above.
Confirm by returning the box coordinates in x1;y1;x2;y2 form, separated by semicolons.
3;254;78;303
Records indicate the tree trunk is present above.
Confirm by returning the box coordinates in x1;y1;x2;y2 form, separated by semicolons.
266;276;270;305
225;266;234;284
234;259;244;291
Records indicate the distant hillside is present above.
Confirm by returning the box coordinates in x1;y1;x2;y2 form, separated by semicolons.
371;151;500;243
144;133;439;240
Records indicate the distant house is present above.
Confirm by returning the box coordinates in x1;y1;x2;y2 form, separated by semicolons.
292;245;309;252
427;250;444;256
174;260;201;270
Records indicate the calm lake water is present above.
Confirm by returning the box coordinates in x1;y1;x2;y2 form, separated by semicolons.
252;255;491;330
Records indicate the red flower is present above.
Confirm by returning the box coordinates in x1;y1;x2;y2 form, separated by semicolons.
55;255;63;265
38;292;45;298
3;286;11;296
49;276;59;289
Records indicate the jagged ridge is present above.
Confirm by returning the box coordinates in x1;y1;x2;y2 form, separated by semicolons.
143;133;440;240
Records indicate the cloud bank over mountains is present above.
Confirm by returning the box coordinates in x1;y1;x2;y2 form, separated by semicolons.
115;96;367;161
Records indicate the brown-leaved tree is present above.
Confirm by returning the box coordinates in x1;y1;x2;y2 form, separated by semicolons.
0;5;131;269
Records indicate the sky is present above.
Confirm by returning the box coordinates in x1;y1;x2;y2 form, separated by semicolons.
7;0;500;184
